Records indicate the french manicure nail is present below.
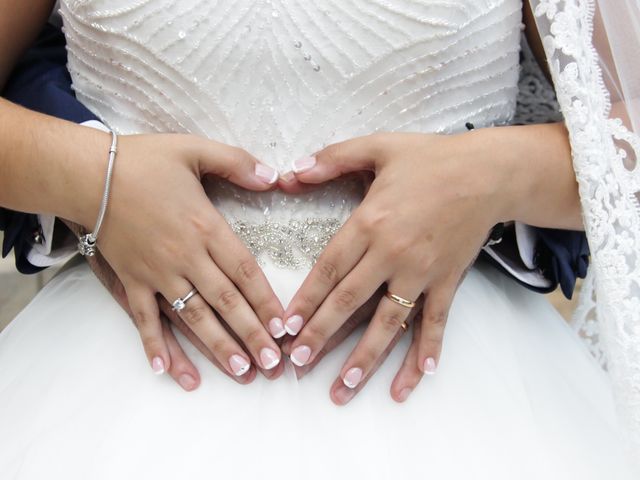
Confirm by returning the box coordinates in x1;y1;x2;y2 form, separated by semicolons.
229;354;251;376
255;164;279;184
152;356;165;375
423;357;437;375
268;317;286;339
398;387;413;402
178;373;197;391
343;367;363;389
290;345;312;367
292;156;316;173
260;348;281;370
280;171;295;182
285;315;303;336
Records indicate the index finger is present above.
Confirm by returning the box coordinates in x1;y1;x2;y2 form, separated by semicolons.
208;216;286;338
283;213;368;336
291;291;383;378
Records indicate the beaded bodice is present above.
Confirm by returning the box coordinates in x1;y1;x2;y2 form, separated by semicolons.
60;0;522;268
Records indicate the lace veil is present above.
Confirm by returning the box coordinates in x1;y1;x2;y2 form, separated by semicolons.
529;0;640;460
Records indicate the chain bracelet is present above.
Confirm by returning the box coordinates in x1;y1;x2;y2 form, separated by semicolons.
78;130;118;257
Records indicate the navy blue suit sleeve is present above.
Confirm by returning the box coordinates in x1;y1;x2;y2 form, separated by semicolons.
1;23;99;274
480;226;589;299
533;228;589;299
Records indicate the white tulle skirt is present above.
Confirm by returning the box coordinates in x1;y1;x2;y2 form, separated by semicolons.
0;259;635;479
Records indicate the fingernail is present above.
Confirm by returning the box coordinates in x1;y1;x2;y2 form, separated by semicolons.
152;356;165;375
178;373;197;391
260;348;281;370
334;385;356;405
290;345;312;367
398;387;413;402
423;357;437;375
255;164;279;184
292;156;316;173
284;315;303;336
343;367;363;389
229;354;251;376
280;171;295;182
268;317;286;339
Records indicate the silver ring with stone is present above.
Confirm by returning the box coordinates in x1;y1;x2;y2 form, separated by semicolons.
171;288;198;312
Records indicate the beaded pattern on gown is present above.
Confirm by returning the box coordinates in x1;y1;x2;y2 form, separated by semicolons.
60;0;522;267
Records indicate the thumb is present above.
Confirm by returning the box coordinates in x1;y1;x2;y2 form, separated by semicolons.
195;138;278;191
291;134;382;184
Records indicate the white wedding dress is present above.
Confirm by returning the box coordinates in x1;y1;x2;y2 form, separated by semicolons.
0;1;636;478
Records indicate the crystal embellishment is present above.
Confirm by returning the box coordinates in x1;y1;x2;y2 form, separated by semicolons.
230;219;342;269
78;234;97;257
172;298;185;311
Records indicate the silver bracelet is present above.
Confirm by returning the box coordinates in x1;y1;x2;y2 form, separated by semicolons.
78;130;118;256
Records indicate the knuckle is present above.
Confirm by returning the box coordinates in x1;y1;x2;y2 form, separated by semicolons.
356;212;381;234
379;310;405;332
132;308;155;330
323;143;342;164
386;238;413;259
235;258;261;284
316;260;339;284
295;292;318;314
421;336;442;352
253;296;282;320
231;146;252;166
368;132;389;154
424;310;447;328
333;288;358;312
181;304;209;327
142;336;164;353
414;259;432;278
302;321;329;343
209;337;228;357
188;214;215;237
244;326;266;347
360;345;379;366
215;289;241;313
141;252;162;273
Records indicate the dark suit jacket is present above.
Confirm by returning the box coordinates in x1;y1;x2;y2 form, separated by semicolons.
0;23;590;298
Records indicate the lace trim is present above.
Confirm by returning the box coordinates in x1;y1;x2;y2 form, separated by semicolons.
571;269;608;367
534;0;640;456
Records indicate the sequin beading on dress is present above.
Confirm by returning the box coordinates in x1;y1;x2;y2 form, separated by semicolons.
60;0;522;268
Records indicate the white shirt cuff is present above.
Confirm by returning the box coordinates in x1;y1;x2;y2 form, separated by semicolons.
515;221;538;270
483;222;551;289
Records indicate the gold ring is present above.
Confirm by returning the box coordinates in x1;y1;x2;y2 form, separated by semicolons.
385;291;416;309
400;321;409;332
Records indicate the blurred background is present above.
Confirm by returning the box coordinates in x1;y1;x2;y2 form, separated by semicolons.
0;230;578;333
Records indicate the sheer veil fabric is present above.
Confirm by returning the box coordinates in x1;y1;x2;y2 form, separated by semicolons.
530;0;640;460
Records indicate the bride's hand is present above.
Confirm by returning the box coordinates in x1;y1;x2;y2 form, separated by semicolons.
281;131;525;404
74;133;286;380
282;289;424;404
60;230;259;390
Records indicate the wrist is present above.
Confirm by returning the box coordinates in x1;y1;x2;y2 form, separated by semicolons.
465;123;581;229
453;127;523;227
55;125;114;229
